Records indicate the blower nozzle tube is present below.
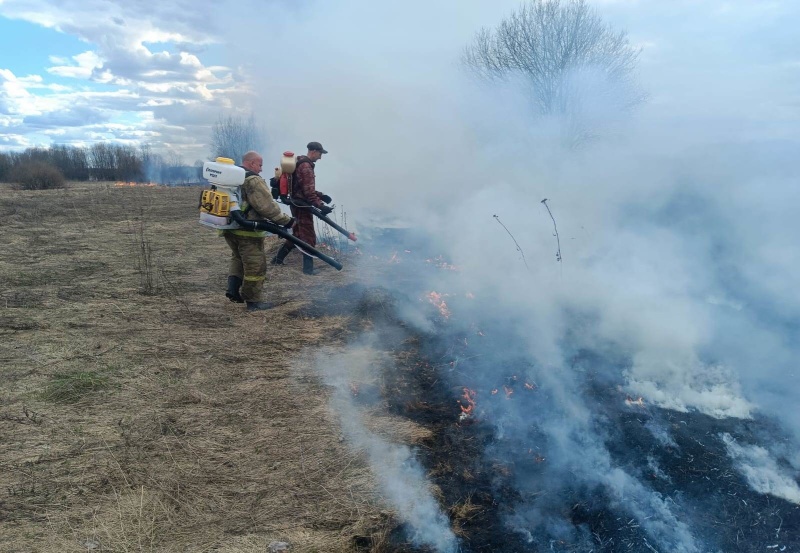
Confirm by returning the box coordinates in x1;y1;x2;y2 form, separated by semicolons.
229;210;343;271
288;198;357;242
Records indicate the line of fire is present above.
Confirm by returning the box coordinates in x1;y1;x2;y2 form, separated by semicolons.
301;228;799;553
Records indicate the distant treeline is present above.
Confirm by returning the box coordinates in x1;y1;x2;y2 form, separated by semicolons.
0;144;201;184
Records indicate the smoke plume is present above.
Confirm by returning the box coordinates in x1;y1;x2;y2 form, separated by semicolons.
222;0;800;549
311;343;458;552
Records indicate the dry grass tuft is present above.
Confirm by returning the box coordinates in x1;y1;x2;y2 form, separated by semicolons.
89;486;175;552
41;370;110;404
363;414;434;445
449;494;482;523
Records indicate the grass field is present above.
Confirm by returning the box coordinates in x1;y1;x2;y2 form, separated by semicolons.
0;182;414;552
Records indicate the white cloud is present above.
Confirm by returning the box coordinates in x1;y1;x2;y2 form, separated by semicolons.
0;114;17;127
47;50;102;79
178;52;202;68
0;68;33;102
1;0;799;166
0;0;246;159
0;133;31;147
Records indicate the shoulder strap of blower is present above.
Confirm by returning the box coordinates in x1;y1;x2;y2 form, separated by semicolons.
240;170;261;214
289;158;312;199
270;158;312;202
295;158;312;170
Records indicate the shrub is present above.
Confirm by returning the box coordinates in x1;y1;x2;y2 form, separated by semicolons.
9;160;66;190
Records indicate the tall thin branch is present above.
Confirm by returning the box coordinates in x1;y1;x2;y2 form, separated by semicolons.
540;199;562;264
493;214;530;270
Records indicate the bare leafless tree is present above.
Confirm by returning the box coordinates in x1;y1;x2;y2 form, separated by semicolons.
209;113;265;164
0;152;12;182
464;0;644;135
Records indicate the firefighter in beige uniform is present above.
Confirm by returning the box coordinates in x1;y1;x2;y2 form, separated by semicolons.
224;151;294;311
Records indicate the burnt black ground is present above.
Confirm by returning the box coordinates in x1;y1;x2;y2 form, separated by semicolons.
309;229;800;553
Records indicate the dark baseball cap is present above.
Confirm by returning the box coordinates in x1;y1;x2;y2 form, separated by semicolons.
307;141;328;154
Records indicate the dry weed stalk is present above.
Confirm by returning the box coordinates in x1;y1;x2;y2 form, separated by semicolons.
315;204;354;255
132;218;160;296
493;214;530;270
540;198;562;264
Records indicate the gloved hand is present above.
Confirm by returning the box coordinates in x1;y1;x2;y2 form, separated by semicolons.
319;194;332;204
283;217;295;229
318;205;334;216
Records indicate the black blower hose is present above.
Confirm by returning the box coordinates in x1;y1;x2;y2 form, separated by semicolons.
228;210;343;271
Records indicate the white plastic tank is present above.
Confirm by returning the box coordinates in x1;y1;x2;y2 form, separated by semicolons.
203;157;245;189
280;151;296;175
199;157;245;229
199;212;229;227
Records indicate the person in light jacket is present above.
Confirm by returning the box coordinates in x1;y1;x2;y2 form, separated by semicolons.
224;150;294;311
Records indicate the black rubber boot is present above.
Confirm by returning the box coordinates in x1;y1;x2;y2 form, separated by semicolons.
302;255;319;276
225;276;244;303
270;244;292;265
246;301;276;312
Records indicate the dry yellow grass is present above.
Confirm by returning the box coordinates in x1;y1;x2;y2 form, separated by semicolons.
0;182;411;552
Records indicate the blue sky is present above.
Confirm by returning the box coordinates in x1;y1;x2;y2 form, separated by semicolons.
0;0;798;161
0;0;243;161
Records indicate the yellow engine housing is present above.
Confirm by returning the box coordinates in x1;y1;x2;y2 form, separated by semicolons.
200;189;231;217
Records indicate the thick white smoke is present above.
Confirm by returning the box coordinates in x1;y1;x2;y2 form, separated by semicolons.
311;343;458;553
220;0;800;546
722;433;800;505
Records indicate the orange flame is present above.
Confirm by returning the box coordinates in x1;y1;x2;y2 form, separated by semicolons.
503;386;514;399
114;181;157;187
625;395;645;407
427;291;451;319
458;387;477;421
524;382;536;391
425;255;460;271
491;389;498;395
